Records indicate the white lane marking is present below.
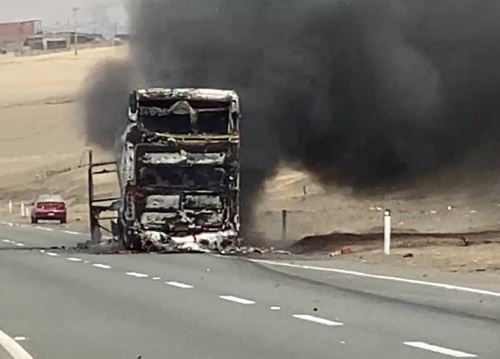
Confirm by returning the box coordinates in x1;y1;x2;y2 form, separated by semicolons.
126;272;149;278
270;306;281;311
152;277;161;281
403;342;477;358
251;259;500;298
35;226;53;232
66;257;83;262
219;295;255;305
45;252;59;257
0;330;34;359
92;264;111;269
84;260;90;264
39;250;45;253
292;314;344;327
2;240;25;247
62;230;82;235
165;281;194;289
14;337;26;342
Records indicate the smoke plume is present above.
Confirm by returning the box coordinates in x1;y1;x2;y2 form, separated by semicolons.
82;59;132;149
83;0;500;214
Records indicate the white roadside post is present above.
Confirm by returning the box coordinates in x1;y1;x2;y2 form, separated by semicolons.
20;202;26;218
8;200;12;214
384;209;391;255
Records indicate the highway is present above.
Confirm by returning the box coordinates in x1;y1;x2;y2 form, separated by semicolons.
0;222;499;359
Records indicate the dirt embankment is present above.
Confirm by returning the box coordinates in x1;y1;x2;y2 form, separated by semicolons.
0;47;125;231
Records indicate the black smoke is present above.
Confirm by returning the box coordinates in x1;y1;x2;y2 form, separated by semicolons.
83;0;500;214
82;59;133;149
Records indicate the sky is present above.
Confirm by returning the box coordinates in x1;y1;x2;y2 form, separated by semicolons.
0;0;128;35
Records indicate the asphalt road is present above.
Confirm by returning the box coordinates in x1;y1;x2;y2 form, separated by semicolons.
0;222;499;359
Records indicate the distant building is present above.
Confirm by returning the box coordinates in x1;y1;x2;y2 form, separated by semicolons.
0;19;42;51
53;31;105;45
24;35;68;51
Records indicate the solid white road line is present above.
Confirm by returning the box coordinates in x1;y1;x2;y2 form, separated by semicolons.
219;295;256;305
92;264;111;269
292;314;344;327
45;252;59;257
126;272;149;278
251;259;500;298
165;281;194;289
0;330;33;359
66;257;83;262
403;341;477;358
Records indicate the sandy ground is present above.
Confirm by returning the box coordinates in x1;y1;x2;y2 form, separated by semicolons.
0;46;498;273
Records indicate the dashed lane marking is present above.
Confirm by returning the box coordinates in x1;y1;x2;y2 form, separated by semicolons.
126;272;149;278
92;264;111;270
66;257;83;262
165;281;194;289
403;342;477;358
35;226;53;232
62;230;83;235
2;239;25;247
219;295;255;305
292;314;344;327
45;252;59;257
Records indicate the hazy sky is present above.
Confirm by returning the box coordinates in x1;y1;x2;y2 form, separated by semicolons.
1;0;128;33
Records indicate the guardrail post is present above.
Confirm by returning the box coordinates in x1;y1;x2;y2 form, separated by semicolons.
8;200;12;214
281;209;287;241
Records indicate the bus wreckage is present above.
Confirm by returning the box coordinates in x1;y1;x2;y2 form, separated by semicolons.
88;88;241;252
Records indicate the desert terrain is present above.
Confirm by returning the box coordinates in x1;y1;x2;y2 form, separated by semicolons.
0;46;498;273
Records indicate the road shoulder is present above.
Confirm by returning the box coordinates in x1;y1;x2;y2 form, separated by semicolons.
247;256;500;321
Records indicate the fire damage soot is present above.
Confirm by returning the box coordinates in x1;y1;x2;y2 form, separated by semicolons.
83;0;500;237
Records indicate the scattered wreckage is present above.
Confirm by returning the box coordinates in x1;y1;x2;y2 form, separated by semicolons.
88;88;241;252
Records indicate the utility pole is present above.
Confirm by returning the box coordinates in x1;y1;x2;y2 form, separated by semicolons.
72;7;79;55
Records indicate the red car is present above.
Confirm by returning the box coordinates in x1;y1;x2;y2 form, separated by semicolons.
31;194;67;224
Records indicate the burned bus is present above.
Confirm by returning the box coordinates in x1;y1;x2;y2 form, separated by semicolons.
116;88;241;251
